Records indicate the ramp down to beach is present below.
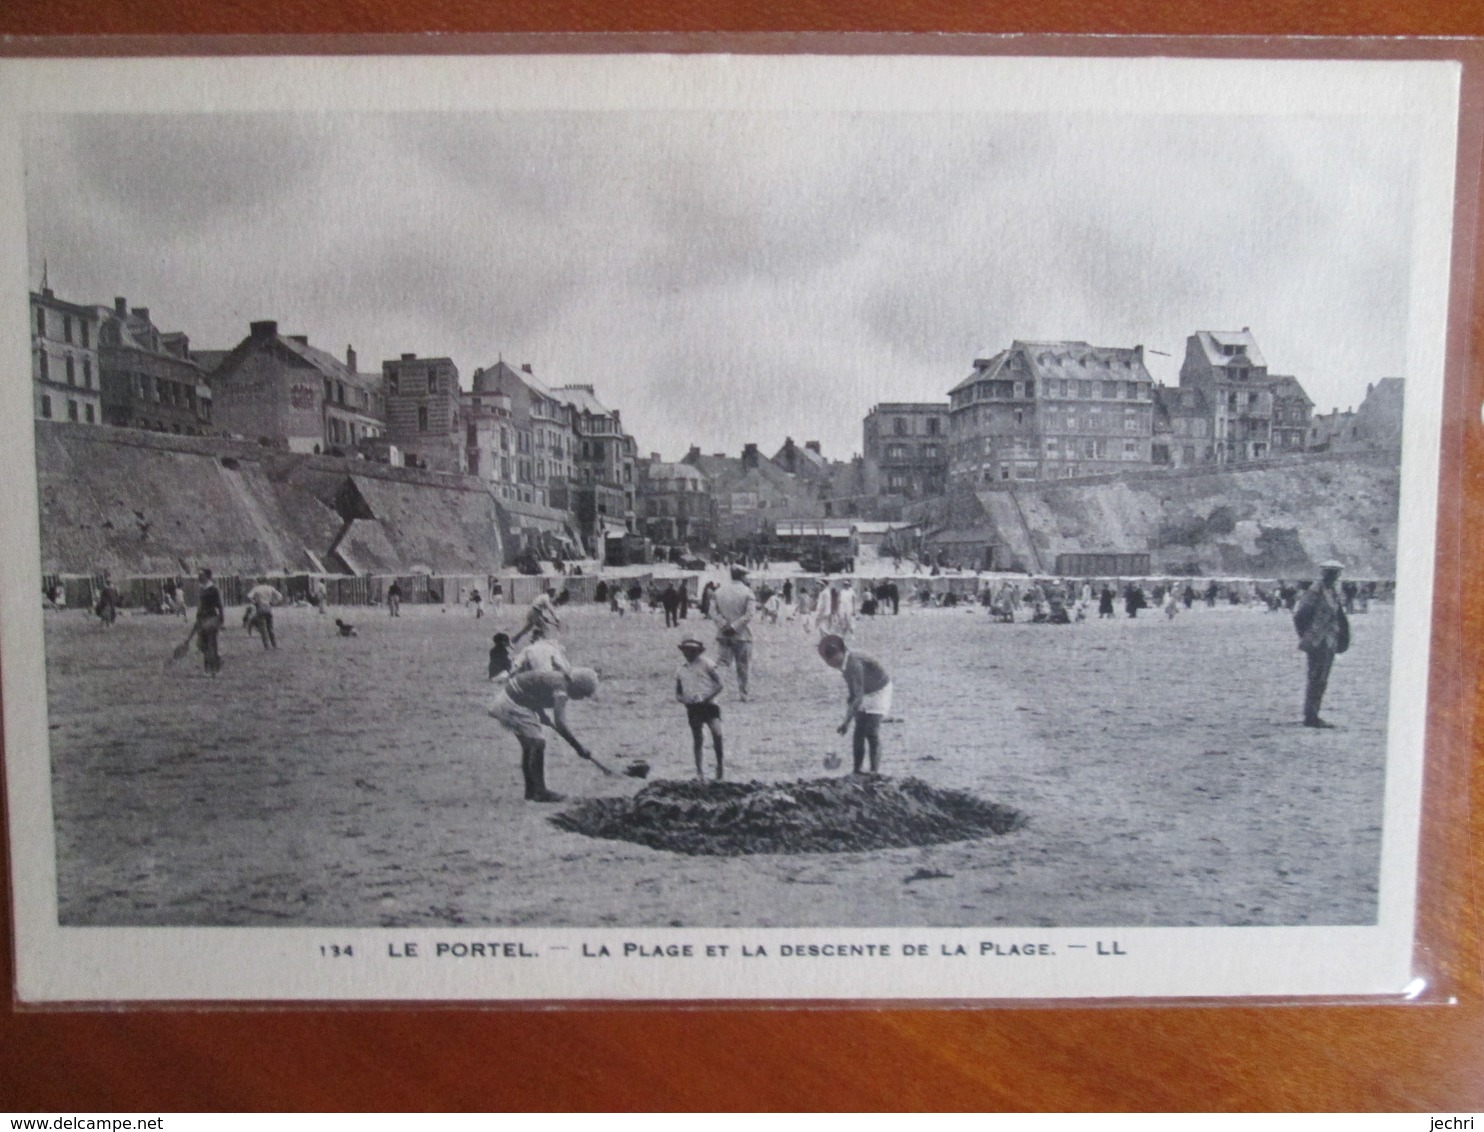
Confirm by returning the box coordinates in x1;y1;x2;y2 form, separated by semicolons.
33;421;505;577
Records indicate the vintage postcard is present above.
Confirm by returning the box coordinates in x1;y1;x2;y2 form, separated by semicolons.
0;49;1461;1003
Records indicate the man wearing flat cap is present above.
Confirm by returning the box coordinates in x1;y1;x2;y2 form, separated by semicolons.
1292;559;1350;728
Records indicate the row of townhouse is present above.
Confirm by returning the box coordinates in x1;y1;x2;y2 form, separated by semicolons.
861;328;1401;496
32;289;216;434
29;288;640;559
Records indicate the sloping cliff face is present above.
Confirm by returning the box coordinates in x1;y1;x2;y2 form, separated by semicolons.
33;422;504;576
966;451;1401;576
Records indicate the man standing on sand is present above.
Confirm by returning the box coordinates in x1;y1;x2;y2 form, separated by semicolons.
1293;560;1350;728
386;579;402;618
195;568;224;676
817;633;893;774
488;665;601;802
710;566;756;700
244;579;284;649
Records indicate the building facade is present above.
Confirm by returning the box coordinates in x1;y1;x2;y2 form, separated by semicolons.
467;361;575;511
553;383;635;550
30;288;103;426
382;353;465;473
683;442;825;545
95;297;213;435
1151;384;1214;467
1177;329;1276;464
462;380;520;499
862;403;950;497
1268;375;1315;454
210;320;383;454
638;458;714;547
948;340;1156;486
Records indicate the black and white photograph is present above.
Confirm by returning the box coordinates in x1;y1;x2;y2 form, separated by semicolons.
0;52;1459;1002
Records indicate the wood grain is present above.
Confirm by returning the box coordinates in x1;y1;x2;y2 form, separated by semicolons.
1;0;1481;1112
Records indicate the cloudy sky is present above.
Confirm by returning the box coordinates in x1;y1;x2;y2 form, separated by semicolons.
25;108;1417;461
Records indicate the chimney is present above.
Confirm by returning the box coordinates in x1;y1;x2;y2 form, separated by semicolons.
1134;344;1144;363
401;352;416;361
805;440;821;454
249;320;278;339
521;364;533;374
742;443;760;470
686;445;701;463
346;345;357;373
132;307;149;324
651;452;661;462
289;335;309;346
1242;326;1250;332
114;297;127;316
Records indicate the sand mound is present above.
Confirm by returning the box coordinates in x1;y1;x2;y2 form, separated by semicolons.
550;775;1024;856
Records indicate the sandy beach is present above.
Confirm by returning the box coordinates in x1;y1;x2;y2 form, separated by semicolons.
45;594;1391;929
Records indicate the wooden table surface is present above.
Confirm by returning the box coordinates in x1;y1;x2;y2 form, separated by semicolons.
1;0;1481;1112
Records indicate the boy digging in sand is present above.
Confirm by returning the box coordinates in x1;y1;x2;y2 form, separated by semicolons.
817;633;892;774
675;638;724;781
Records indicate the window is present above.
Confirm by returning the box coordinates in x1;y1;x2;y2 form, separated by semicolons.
927;417;940;436
1125;382;1136;400
337;382;346;406
418;406;429;431
40;394;51;418
1124;408;1140;433
1013;382;1024;399
83;360;92;388
67;399;79;422
35;307;44;336
81;322;89;349
1123;439;1139;460
1079;380;1091;398
428;374;438;395
1014;409;1024;426
893;418;906;436
387;373;399;395
1101;382;1115;399
1183;445;1195;463
63;316;73;344
1060;379;1070;397
921;444;940;459
886;444;908;459
38;352;48;382
85;404;95;424
65;356;75;385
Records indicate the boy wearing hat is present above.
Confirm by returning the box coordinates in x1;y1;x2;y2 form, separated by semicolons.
675;639;725;780
817;633;893;774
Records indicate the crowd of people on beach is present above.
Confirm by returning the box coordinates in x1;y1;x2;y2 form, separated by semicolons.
50;546;1374;796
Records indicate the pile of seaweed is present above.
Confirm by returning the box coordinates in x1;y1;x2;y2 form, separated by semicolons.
550;775;1024;856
